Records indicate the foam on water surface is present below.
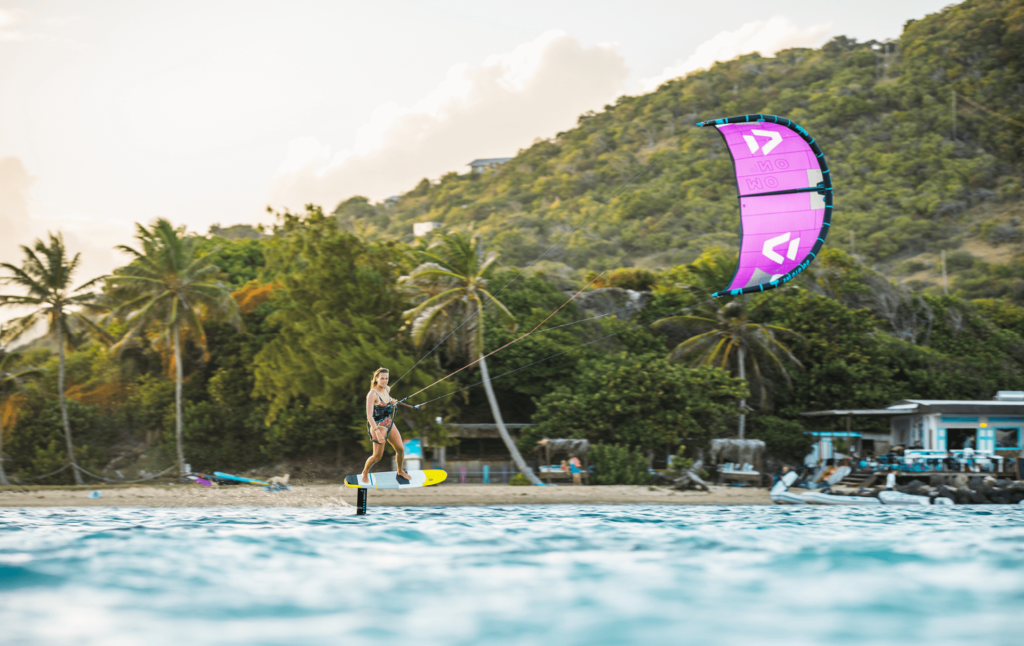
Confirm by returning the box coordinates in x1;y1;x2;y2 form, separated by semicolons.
2;505;1023;646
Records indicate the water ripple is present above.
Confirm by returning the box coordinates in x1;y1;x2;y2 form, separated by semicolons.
1;505;1023;646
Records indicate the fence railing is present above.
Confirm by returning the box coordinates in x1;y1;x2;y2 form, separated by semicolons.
444;466;513;484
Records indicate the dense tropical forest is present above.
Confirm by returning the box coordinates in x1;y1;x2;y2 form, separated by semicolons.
1;0;1023;484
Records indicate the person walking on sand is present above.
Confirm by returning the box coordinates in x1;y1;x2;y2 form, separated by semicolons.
569;455;582;486
361;367;416;484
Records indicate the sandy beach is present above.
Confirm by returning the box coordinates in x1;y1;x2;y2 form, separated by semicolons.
0;483;771;508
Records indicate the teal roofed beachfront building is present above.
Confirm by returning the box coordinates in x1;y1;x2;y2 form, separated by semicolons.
801;392;1024;476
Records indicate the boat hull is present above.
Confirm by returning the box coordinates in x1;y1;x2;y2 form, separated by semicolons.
801;491;880;505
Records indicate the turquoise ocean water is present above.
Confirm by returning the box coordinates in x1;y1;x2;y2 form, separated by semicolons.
2;505;1023;645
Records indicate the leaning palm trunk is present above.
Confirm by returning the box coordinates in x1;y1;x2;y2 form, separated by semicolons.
57;317;84;485
173;327;186;476
0;415;8;485
478;354;543;486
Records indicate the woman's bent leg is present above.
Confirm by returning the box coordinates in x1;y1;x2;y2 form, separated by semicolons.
361;435;386;483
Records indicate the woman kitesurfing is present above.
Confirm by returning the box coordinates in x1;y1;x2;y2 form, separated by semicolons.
361;367;414;484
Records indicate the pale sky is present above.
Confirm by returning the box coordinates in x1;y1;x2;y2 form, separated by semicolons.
1;0;955;284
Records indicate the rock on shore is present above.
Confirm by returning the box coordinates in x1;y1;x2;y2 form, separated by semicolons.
878;475;1024;504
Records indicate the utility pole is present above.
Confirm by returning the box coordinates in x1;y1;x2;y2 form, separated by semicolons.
941;249;948;295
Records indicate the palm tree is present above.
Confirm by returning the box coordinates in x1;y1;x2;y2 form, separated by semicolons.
403;230;542;485
0;345;44;486
654;299;801;439
106;219;240;476
653;248;801;439
0;233;107;484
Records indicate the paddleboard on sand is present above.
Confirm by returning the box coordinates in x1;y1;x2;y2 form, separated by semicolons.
213;471;270;486
345;470;447;490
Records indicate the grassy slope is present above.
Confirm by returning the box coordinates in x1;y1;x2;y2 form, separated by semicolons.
330;0;1024;294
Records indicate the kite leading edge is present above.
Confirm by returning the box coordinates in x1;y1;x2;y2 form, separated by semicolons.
696;114;833;297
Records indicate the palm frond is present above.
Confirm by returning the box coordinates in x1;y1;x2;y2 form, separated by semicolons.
69;312;115;347
478;289;516;332
403;288;464;321
669;329;722;362
405;267;468;283
409;295;463;345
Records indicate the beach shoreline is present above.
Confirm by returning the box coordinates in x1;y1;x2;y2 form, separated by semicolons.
0;483;771;507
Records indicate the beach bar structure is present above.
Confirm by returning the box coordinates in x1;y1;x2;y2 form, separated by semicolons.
425;423;533;483
801;392;1024;475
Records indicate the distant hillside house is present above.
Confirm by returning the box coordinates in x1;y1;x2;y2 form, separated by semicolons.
468;157;512;174
413;221;442;237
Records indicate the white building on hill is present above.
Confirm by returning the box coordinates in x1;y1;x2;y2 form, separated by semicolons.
413;221;442;237
468;158;512;173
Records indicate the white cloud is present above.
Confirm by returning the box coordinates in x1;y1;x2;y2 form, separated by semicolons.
268;30;629;209
0;8;30;42
0;157;132;330
638;16;832;92
0;156;35;241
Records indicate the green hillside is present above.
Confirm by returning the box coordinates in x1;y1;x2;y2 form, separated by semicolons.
335;0;1024;297
5;0;1024;484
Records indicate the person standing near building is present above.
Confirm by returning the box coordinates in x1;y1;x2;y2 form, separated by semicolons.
569;455;582;486
885;469;897;490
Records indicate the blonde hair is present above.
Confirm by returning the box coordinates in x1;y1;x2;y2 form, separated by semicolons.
371;367;389;388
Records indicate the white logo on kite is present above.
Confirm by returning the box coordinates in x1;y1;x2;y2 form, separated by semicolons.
763;232;800;264
743;130;783;155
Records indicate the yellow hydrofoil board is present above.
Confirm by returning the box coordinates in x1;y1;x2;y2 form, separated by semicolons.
345;470;446;490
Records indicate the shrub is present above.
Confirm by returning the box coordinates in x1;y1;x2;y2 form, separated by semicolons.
944;251;976;271
898;260;929;274
665;444;692;475
590;443;650;485
747;416;812;465
509;472;531;486
585;267;657;291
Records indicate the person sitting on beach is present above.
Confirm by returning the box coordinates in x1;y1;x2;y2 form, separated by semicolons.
772;465;791;487
360;367;412;484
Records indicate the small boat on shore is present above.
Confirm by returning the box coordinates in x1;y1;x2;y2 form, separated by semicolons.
770;472;807;504
879;491;955;505
800;491;880;505
879;490;929;505
770;470;881;505
771;490;807;504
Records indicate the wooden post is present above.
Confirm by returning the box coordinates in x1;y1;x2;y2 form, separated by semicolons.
356;488;367;515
